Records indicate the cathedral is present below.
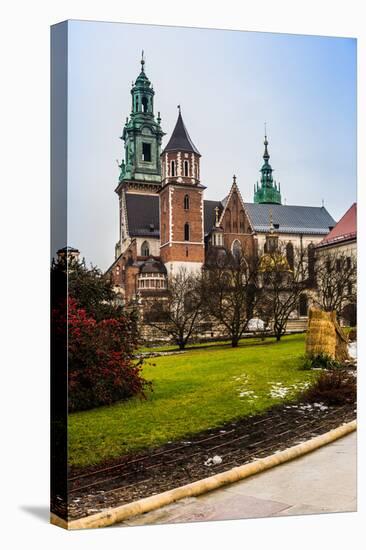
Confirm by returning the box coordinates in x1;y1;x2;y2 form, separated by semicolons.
107;55;335;307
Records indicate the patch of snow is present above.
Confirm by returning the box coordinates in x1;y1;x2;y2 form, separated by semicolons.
204;455;223;466
348;341;357;360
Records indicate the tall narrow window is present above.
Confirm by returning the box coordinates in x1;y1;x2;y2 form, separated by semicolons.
135;96;139;111
141;241;150;257
225;209;231;232
184;194;189;210
184;160;189;177
171;160;176;177
239;210;245;233
286;242;294;270
232;239;242;260
142;96;148;113
142;143;151;162
184;223;190;241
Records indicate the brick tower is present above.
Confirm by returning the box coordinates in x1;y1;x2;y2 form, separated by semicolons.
159;107;206;275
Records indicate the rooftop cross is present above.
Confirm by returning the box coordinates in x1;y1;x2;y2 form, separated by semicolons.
141;50;145;71
233;174;237;185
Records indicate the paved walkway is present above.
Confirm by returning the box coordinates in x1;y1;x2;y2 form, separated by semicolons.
120;431;357;526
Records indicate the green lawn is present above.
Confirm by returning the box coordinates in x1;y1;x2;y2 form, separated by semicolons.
69;333;314;468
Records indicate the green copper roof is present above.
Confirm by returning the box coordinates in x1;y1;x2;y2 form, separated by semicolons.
254;134;282;205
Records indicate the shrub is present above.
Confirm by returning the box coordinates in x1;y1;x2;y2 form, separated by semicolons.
300;369;356;406
300;352;342;371
52;298;150;411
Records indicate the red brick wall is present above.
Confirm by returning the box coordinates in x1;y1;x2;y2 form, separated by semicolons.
160;184;204;264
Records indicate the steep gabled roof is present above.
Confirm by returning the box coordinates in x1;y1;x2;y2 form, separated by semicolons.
162;111;201;155
125;194;160;237
317;203;357;247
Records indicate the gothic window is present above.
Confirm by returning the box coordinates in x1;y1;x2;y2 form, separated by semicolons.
239;210;245;233
184;194;190;210
233;219;238;232
225;209;231;232
142;143;151;162
141;241;150;257
142;96;148;113
299;293;308;316
232;239;242;260
286;242;294;270
184;160;189;177
171;160;176;177
184;223;190;241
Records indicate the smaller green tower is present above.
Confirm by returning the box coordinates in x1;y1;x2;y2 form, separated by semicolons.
118;52;165;190
254;132;282;205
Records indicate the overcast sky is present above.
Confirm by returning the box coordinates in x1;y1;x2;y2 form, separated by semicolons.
66;20;356;270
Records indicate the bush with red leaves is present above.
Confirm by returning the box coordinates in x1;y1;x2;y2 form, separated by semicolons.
53;298;150;411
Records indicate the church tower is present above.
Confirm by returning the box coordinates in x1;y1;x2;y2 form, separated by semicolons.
159;107;205;275
254;132;282;205
116;52;165;194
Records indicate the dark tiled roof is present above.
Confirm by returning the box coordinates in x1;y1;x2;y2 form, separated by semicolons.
125;194;160;237
162;112;200;155
204;200;223;234
125;193;335;239
245;203;335;235
140;258;167;274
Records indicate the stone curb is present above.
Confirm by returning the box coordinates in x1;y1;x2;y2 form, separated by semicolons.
51;419;356;530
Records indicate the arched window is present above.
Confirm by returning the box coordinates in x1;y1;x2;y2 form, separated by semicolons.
184;194;189;210
239;210;245;233
171;160;176;177
286;242;294;270
142;96;148;113
232;239;242;260
225;209;231;232
141;241;150;257
308;243;315;283
299;293;308;316
184;160;189;177
135;96;139;112
184;223;190;241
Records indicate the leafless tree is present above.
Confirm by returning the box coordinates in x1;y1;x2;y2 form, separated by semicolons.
314;250;357;319
256;242;309;341
144;268;204;350
202;250;260;347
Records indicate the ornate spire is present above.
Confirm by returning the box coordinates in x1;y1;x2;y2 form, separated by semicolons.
141;49;145;72
253;128;282;205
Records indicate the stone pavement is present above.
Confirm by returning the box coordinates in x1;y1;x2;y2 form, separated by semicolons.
119;431;357;526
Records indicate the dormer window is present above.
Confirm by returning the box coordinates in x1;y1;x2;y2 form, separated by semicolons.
184;194;190;210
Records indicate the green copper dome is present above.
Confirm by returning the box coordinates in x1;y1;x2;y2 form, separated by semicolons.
254;133;282;205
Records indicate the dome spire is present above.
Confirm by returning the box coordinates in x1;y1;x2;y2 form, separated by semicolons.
263;122;270;162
